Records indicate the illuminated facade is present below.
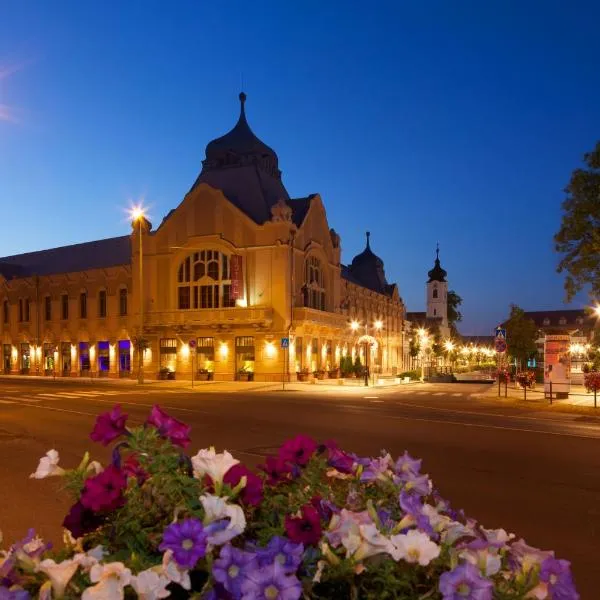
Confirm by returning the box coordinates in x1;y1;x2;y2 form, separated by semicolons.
0;93;406;381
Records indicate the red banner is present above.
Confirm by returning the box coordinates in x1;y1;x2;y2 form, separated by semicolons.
230;255;243;301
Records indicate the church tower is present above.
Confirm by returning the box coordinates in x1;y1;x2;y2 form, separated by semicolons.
426;245;449;336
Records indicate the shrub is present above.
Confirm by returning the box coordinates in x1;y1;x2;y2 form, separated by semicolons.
2;405;579;599
584;371;600;392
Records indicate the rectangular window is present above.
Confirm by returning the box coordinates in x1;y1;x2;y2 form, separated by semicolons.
79;342;90;371
98;290;107;318
295;337;303;371
200;285;219;309
193;286;199;309
43;343;55;371
80;293;87;318
61;342;71;374
160;338;177;371
197;337;215;370
119;289;127;316
118;340;131;372
25;299;30;322
3;300;8;324
61;294;69;320
98;341;110;372
44;296;52;321
18;299;23;323
20;343;30;370
178;287;190;309
3;343;11;372
222;284;235;308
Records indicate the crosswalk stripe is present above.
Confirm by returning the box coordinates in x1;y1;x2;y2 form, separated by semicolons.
452;393;463;397
0;399;15;404
415;391;427;395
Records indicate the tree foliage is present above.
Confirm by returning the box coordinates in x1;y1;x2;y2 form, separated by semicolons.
504;305;538;368
447;290;463;336
409;335;420;359
555;141;600;301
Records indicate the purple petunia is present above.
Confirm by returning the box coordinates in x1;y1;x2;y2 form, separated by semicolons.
439;563;492;600
159;518;208;569
89;405;128;446
146;405;192;449
395;451;422;477
0;587;31;600
240;561;302;600
256;536;304;574
212;544;257;598
80;465;127;512
360;455;392;482
540;557;579;600
278;435;317;467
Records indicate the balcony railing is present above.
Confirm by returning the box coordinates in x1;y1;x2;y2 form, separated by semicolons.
145;307;273;328
293;307;348;329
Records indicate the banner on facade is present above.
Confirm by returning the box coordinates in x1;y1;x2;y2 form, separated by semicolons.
230;255;243;300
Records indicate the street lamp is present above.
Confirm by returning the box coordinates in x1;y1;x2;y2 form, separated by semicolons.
129;204;146;384
417;328;428;382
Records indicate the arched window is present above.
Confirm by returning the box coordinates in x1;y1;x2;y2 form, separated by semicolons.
304;256;326;311
432;286;438;299
177;250;236;309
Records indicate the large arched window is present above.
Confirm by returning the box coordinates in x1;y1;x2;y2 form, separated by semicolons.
177;250;236;309
304;256;326;311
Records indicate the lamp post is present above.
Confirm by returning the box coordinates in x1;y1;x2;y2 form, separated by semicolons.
130;205;146;384
418;328;429;382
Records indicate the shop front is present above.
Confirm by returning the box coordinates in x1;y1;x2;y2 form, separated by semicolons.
118;340;131;377
43;343;56;375
98;341;110;376
3;344;11;374
235;336;255;380
20;343;30;374
79;342;91;375
61;342;71;376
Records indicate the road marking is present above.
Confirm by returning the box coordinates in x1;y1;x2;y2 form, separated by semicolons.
0;399;15;404
370;400;384;403
363;396;379;399
415;391;428;396
452;393;463;397
433;392;444;396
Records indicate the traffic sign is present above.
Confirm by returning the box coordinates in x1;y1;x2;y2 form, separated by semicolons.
281;337;289;349
495;338;507;353
189;339;197;349
495;327;506;340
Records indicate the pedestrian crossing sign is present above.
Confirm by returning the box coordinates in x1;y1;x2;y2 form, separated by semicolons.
281;338;289;348
495;327;506;340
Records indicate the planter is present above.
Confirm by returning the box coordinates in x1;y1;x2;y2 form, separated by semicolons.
197;371;213;381
98;371;109;378
328;370;340;379
44;369;54;376
296;372;310;382
80;369;90;377
119;370;131;378
20;368;29;375
158;371;175;381
314;372;326;380
238;372;254;382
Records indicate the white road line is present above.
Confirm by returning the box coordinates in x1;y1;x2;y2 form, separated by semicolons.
452;393;463;397
0;399;15;404
433;392;444;396
415;391;428;396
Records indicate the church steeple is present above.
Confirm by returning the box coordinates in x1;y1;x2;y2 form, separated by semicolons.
428;244;447;283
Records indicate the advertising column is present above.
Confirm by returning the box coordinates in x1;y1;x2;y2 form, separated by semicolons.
544;335;571;399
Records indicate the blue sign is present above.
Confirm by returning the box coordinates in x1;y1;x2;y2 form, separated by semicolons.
495;327;506;340
281;338;289;349
189;339;197;349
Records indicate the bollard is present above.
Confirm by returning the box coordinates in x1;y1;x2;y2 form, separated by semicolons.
549;381;552;405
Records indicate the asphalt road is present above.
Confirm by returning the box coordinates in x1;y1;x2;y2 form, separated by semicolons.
1;379;599;597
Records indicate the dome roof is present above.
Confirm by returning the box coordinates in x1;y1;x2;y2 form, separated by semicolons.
202;92;280;177
349;232;389;294
428;246;447;282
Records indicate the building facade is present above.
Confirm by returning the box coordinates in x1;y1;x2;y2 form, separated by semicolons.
0;93;406;381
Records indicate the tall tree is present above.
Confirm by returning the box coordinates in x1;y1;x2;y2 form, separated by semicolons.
447;290;463;336
504;305;538;370
555;141;600;301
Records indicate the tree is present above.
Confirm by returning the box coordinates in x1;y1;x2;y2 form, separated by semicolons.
555;141;600;301
447;290;463;336
409;336;420;359
504;305;538;370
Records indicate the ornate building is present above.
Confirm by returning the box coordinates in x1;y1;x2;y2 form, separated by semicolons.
0;93;406;381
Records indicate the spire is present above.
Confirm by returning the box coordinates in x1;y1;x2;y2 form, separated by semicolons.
428;243;447;283
436;242;439;261
239;91;247;117
366;231;371;250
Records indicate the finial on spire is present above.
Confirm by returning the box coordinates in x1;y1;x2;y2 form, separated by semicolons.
366;231;371;250
436;242;439;261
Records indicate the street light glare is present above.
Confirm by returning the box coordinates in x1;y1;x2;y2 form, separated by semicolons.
374;319;383;330
594;304;600;318
350;320;359;331
130;205;146;222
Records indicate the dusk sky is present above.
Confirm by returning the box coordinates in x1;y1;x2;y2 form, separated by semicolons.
1;1;599;334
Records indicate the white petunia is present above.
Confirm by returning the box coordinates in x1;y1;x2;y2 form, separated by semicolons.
74;545;106;571
38;557;80;597
30;449;65;479
460;547;502;576
200;494;246;546
341;523;392;561
191;447;239;485
390;530;441;566
161;550;191;590
131;568;171;600
87;461;104;475
82;562;132;600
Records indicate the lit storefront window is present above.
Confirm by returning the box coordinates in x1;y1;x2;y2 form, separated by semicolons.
98;341;110;373
118;340;131;374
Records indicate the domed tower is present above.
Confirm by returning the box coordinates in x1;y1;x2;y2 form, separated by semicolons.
190;92;291;224
349;232;390;294
426;245;448;334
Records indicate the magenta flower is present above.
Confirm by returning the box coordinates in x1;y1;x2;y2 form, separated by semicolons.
89;405;128;446
285;504;322;546
80;465;127;512
159;518;208;569
223;463;263;506
278;434;317;466
146;405;191;448
439;563;492;600
122;454;148;484
259;456;292;485
62;501;104;538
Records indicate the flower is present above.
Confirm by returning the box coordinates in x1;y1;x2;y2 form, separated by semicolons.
390;530;440;566
223;463;263;506
326;446;355;474
278;434;317;466
539;557;579;600
401;473;432;497
342;523;392;561
158;518;208;569
326;510;372;548
192;447;239;486
0;587;31;600
122;454;148;484
439;563;493;600
81;562;131;600
359;454;392;482
200;495;246;546
395;451;422;477
285;504;322;546
256;536;304;573
160;550;190;590
130;569;171;600
37;558;79;597
146;405;191;448
212;544;257;598
80;465;127;512
510;539;554;573
240;561;302;600
62;502;104;539
89;405;128;445
29;450;64;479
258;456;292;485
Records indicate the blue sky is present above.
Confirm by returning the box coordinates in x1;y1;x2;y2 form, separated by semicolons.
1;1;598;334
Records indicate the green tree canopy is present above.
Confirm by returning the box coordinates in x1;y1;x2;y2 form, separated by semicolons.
555;141;600;301
504;305;538;368
447;290;463;336
409;335;420;358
